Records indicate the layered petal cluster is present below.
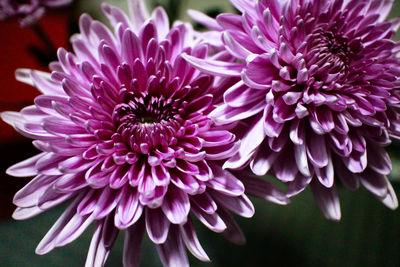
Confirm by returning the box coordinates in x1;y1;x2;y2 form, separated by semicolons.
2;1;289;266
185;0;400;220
0;0;73;27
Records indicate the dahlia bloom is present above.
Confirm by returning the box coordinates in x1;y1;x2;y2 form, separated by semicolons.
184;0;400;220
2;0;288;266
0;0;73;27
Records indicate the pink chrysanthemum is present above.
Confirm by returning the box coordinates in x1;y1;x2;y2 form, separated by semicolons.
184;0;400;220
0;0;73;27
1;1;289;266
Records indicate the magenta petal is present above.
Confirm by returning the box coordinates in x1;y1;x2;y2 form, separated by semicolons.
180;217;210;262
286;174;312;198
12;206;44;220
85;216;118;267
54;172;87;192
187;9;222;31
333;156;360;190
109;165;129;189
36;195;85;254
306;132;329;168
217;207;246;245
150;7;169;39
241;175;289;205
379;181;398;210
273;152;298;182
224;114;266;169
101;3;131;29
210;100;265;125
156;226;189;267
182;53;243;77
212;192;254;218
244;54;277;85
171;172;200;195
38;187;74;210
314;155;334;188
222;31;252;60
250;146;278;176
294;143;311;177
77;190;98;216
310;180;341;221
190;193;217;214
6;153;44;177
115;188;143;229
13;175;57;208
207;164;244;196
123;218;145;267
53;213;95;248
161;186;190;224
146;208;170;244
92;187;122;219
216;13;244;32
128;0;149;32
359;169;389;198
367;143;392;175
223;81;263;108
342;149;367;173
191;205;226;233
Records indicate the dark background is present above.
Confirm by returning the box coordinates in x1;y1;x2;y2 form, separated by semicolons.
0;1;399;266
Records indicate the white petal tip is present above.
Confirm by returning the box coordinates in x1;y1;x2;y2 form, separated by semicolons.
35;245;52;256
268;196;291;206
324;209;341;221
1;111;22;126
382;194;398;210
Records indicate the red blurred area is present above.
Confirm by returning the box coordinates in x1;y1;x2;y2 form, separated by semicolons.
0;9;71;144
0;9;73;218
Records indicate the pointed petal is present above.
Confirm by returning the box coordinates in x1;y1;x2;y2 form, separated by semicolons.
217;207;246;245
224;114;266;169
146;208;170;244
123;218;145;267
6;153;44;177
182;53;243;77
156;226;189;267
85;216;118;267
36;195;86;254
12;206;44;220
115;188;143;229
241;175;289;205
187;9;222;31
128;0;149;32
161;186;190;224
191;205;226;233
180;217;210;262
212;192;254;218
310;180;341;221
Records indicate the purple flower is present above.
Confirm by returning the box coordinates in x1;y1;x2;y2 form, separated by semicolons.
0;0;73;27
184;0;400;220
2;0;289;266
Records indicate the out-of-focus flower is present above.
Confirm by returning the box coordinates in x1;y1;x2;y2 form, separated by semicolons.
184;0;400;220
0;0;73;27
2;0;289;266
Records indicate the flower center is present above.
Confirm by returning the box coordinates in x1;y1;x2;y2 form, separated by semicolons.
321;32;349;62
112;93;183;151
307;29;357;74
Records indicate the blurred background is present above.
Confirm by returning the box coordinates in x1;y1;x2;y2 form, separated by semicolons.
0;0;399;266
